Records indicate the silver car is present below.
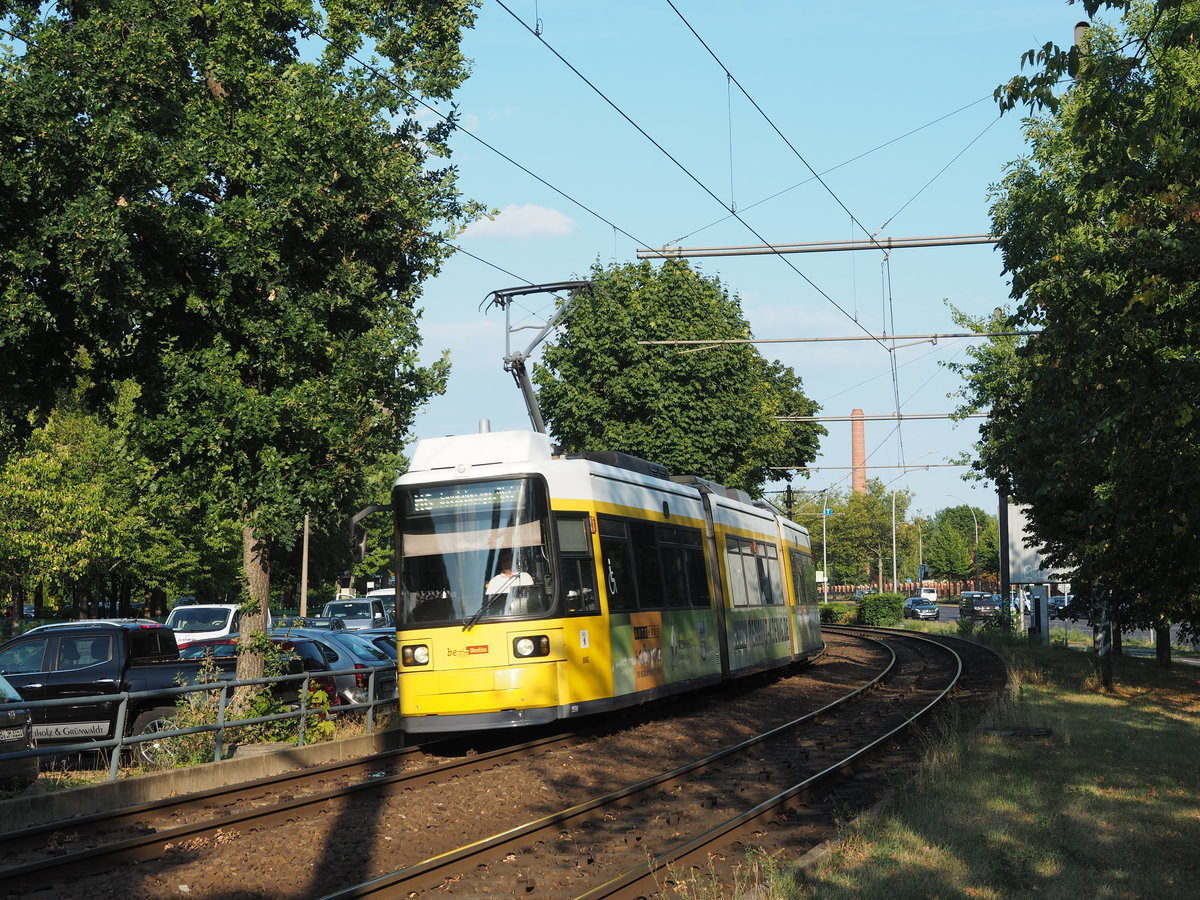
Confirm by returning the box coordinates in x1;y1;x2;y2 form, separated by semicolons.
320;599;393;631
270;627;396;705
903;597;940;620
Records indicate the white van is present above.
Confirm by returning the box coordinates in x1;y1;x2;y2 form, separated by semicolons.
164;603;273;647
918;587;938;603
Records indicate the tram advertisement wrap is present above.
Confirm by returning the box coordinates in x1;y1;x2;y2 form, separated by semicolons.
611;611;721;695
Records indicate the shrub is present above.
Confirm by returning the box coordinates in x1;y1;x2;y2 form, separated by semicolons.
857;592;905;626
138;644;334;770
820;602;849;623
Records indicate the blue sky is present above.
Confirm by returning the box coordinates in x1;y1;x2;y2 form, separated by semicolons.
407;0;1092;521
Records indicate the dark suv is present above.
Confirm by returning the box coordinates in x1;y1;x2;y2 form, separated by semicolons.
958;591;1000;618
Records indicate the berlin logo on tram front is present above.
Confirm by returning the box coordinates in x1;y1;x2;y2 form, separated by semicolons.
448;645;489;657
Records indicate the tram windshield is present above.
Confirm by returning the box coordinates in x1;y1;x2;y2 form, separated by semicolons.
396;477;554;627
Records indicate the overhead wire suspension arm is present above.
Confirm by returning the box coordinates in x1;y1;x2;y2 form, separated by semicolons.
484;280;594;434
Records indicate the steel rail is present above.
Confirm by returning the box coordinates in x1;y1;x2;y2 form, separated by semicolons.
318;635;902;899
0;730;589;892
575;628;964;899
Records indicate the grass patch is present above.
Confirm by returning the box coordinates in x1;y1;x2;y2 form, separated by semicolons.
667;639;1200;898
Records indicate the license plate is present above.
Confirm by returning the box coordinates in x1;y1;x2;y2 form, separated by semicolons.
0;727;25;742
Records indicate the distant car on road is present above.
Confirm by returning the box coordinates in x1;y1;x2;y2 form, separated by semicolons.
958;591;1000;618
917;587;938;603
903;597;940;621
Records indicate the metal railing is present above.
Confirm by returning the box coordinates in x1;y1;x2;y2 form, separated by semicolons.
0;664;397;780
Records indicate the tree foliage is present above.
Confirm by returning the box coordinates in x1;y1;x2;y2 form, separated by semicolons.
794;481;914;589
968;0;1200;638
0;0;479;677
924;525;973;582
533;259;824;497
0;380;228;615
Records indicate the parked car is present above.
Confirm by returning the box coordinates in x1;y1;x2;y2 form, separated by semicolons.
1049;594;1075;619
274;616;345;631
319;598;393;631
0;671;37;788
164;603;274;648
358;627;397;660
903;597;940;620
178;635;338;703
269;626;397;705
0;619;230;745
958;591;1000;618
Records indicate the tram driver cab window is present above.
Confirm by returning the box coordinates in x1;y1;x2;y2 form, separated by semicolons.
485;548;537;614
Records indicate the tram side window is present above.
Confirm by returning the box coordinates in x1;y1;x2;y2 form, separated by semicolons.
599;517;637;612
629;520;663;608
660;540;688;608
789;548;817;605
557;515;599;613
659;526;710;608
726;537;750;607
763;543;783;605
725;536;782;606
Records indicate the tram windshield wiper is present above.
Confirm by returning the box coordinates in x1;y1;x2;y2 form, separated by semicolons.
463;591;505;632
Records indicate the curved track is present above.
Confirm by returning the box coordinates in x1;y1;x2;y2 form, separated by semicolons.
0;628;1007;899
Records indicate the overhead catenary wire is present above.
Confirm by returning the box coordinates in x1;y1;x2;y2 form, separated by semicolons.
664;0;891;258
302;19;664;260
492;0;891;353
664;94;997;247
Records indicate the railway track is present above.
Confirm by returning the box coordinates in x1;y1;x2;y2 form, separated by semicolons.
321;628;966;898
0;731;588;892
0;629;1005;899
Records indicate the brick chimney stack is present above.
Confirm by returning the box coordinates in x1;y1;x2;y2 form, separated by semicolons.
852;408;866;494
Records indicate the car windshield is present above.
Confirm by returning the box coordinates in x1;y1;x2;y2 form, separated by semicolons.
166;608;233;633
324;602;371;619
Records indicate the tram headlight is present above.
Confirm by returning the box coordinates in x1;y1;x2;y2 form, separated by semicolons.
402;644;430;666
513;635;550;658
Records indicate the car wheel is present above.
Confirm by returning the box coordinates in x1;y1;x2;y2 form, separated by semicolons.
129;707;183;770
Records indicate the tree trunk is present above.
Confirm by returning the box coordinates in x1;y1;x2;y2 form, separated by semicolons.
1155;622;1172;668
237;524;271;690
1096;589;1112;691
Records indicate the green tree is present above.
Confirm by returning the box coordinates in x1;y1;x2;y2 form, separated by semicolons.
967;0;1200;653
924;525;972;583
0;384;217;617
819;481;912;591
1;0;477;682
534;259;824;497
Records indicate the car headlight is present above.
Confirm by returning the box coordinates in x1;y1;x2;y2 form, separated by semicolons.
401;644;430;666
513;635;550;658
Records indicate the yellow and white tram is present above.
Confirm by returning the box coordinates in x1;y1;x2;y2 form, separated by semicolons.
391;429;824;734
